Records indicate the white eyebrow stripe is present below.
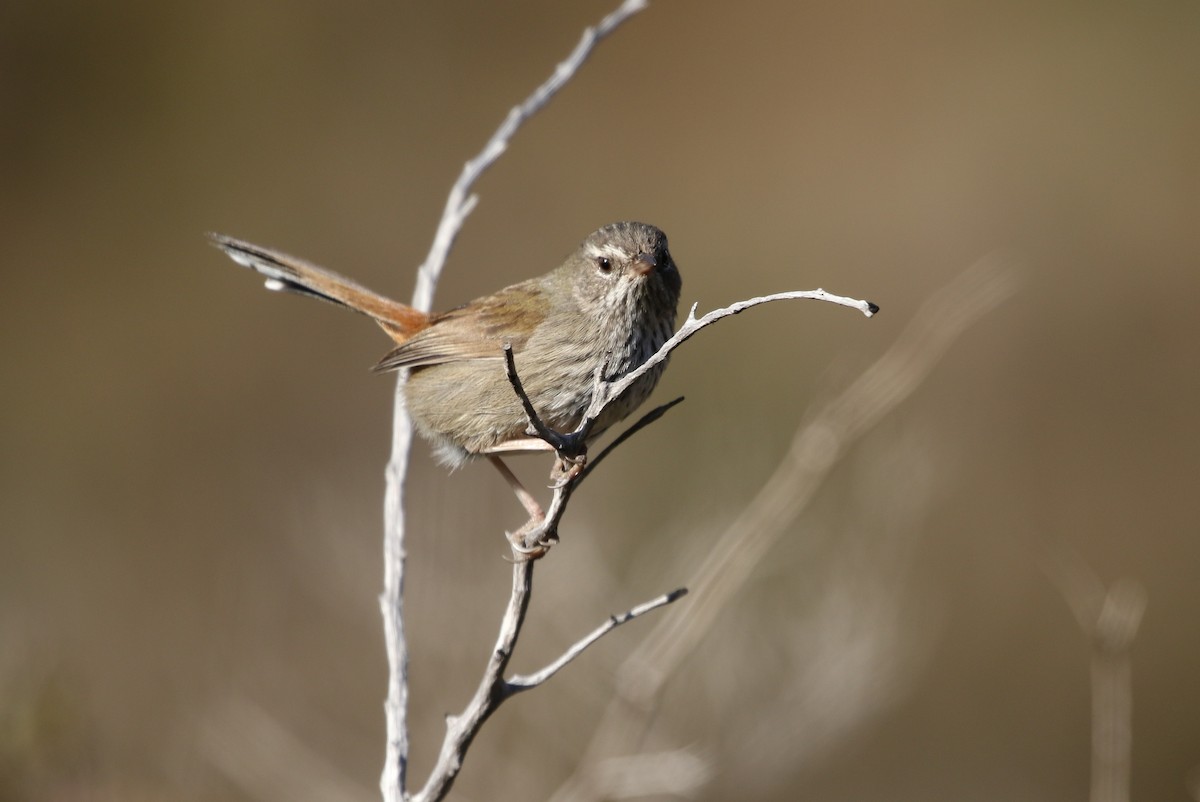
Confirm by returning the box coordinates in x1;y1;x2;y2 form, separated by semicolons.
585;242;632;261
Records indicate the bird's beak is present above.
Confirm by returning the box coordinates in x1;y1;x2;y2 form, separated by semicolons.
632;253;657;276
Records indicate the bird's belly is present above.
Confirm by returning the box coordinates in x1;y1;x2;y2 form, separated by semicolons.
404;316;670;466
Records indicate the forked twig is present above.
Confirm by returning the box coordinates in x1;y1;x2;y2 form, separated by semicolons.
504;289;879;553
503;344;575;454
583;290;877;435
1040;541;1146;802
411;563;687;802
507;588;689;692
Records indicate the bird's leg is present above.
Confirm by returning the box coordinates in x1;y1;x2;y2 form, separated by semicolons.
490;456;556;560
488;456;544;522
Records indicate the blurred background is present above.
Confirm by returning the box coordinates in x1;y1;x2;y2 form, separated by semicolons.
2;1;1198;800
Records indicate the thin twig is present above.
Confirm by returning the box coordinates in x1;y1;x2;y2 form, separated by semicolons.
411;560;535;802
583;290;877;436
410;567;687;802
505;288;878;553
507;588;689;693
503;344;570;452
380;3;651;800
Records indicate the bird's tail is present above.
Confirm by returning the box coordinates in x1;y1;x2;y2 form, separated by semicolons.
208;233;427;343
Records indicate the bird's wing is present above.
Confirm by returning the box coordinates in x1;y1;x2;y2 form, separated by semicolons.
372;282;546;371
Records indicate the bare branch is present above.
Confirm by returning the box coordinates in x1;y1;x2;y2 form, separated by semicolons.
412;560;535;802
380;382;413;802
585;289;877;433
380;4;881;800
410;565;683;802
507;287;877;553
507;588;688;693
381;4;651;800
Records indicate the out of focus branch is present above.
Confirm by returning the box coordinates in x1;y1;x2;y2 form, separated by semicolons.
1040;541;1146;802
549;255;1019;802
202;700;375;802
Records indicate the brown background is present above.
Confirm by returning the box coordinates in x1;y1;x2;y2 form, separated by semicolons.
2;1;1198;800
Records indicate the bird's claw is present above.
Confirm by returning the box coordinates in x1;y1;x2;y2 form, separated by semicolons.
549;453;586;488
506;509;560;561
506;527;558;561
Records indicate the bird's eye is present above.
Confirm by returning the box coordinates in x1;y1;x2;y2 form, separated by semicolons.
596;256;612;273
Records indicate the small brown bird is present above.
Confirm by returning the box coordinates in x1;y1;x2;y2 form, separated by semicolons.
210;222;681;513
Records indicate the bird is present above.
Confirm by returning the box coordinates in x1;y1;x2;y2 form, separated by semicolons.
210;222;682;520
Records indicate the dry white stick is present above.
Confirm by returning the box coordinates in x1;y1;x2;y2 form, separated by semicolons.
587;290;877;425
411;560;535;802
379;3;650;801
411;565;686;802
510;289;878;552
507;588;688;692
380;381;413;802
